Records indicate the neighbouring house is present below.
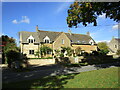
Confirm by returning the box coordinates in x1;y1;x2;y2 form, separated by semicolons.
108;37;120;54
19;26;98;58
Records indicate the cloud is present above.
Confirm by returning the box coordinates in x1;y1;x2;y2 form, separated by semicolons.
12;16;30;24
98;13;106;19
12;19;18;24
20;16;30;24
112;24;118;30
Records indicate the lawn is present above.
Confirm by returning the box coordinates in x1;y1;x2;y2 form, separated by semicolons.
3;67;119;89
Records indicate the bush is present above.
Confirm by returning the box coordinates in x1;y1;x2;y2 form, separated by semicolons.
116;50;120;56
82;52;89;56
60;53;64;57
99;50;109;55
92;51;99;56
5;50;21;68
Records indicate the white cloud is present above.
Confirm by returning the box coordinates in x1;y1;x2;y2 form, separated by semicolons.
98;13;106;19
20;16;30;24
112;24;120;30
12;19;18;24
12;16;30;24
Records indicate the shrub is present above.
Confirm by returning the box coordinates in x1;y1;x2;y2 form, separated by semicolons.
92;51;99;56
116;50;120;56
5;50;21;68
82;52;89;56
60;53;64;57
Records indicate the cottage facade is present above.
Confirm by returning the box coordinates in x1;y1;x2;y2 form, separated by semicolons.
19;26;98;58
108;37;120;54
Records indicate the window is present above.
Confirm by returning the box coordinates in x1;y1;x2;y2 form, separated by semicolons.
28;39;34;43
47;51;51;54
29;50;34;54
27;35;35;43
45;39;50;43
62;39;64;44
44;36;50;43
115;45;117;48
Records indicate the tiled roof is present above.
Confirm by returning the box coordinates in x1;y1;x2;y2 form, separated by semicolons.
65;33;94;44
37;30;62;42
19;30;96;44
115;38;120;42
19;31;39;43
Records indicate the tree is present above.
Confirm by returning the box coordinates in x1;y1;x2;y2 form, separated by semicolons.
67;2;120;27
97;42;109;55
55;49;60;56
75;47;82;56
61;47;74;56
40;45;52;57
34;51;40;58
1;35;20;64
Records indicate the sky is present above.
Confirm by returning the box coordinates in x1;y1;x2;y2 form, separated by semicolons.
1;2;119;45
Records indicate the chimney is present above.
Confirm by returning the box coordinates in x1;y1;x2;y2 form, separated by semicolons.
112;36;115;39
68;29;72;35
86;31;90;36
36;25;38;32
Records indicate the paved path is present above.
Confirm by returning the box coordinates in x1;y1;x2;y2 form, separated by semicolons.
2;62;120;83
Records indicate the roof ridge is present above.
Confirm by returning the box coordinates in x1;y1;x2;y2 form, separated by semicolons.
38;30;62;33
38;30;89;36
20;31;36;33
65;32;88;36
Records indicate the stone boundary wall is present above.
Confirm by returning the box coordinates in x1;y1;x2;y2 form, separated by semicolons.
28;59;55;66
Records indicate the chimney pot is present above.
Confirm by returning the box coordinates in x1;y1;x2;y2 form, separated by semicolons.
68;29;72;35
36;25;38;32
86;31;90;36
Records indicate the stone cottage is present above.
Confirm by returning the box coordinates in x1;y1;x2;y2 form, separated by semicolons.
108;37;120;54
19;26;98;58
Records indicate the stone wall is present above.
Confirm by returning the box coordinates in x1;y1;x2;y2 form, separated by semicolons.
23;43;39;58
72;45;97;53
28;59;55;66
53;33;71;50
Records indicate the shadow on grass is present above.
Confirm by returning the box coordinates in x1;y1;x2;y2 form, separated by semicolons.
2;64;79;89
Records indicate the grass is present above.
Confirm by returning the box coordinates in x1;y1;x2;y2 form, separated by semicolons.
3;67;119;89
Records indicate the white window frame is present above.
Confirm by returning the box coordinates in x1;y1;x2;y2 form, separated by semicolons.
43;36;50;43
27;35;35;43
89;39;94;45
29;50;34;54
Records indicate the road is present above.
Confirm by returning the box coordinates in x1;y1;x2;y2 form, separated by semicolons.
2;62;120;83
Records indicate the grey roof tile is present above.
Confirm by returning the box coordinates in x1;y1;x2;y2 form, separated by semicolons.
19;30;96;44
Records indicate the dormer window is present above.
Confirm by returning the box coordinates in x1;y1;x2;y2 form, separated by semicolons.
27;35;35;43
89;39;94;45
45;39;50;43
44;36;50;43
29;39;33;43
